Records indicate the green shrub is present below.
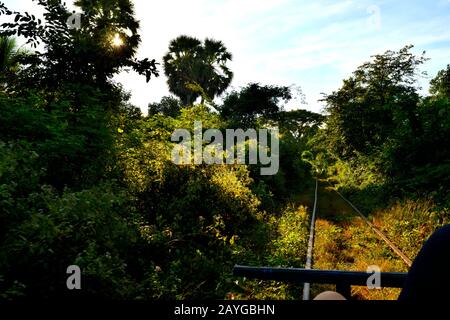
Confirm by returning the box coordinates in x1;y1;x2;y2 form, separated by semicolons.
0;184;139;299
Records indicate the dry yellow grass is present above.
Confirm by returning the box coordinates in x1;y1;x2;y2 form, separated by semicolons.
311;182;409;300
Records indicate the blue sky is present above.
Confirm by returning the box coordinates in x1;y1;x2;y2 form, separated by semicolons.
4;0;450;113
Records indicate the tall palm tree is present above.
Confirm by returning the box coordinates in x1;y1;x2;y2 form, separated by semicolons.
163;35;202;106
163;35;233;106
199;39;233;103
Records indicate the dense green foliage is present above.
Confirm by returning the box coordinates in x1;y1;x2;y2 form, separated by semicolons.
220;83;292;128
430;64;450;100
148;95;183;118
314;46;450;206
0;90;317;299
309;46;450;281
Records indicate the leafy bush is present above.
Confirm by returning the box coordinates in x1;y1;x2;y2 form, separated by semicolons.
271;205;309;267
0;183;140;299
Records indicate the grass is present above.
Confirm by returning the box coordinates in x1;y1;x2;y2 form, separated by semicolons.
371;198;448;259
311;182;407;300
228;179;447;300
229;181;316;300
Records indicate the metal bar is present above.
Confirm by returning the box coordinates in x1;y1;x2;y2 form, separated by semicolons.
336;282;351;299
234;265;408;288
303;179;319;300
331;187;413;267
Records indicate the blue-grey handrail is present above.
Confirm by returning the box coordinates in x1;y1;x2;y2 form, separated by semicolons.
233;265;408;298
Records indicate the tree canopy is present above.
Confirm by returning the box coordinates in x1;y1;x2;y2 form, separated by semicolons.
0;0;158;95
430;64;450;100
163;35;233;105
220;83;292;128
321;45;428;157
148;95;183;117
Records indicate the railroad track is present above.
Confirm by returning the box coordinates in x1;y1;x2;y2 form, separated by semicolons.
301;179;412;300
330;184;412;267
234;178;411;300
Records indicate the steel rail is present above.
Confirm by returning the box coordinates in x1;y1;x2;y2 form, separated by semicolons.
302;179;319;300
330;184;412;267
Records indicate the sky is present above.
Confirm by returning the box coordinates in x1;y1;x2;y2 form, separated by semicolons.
3;0;450;114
